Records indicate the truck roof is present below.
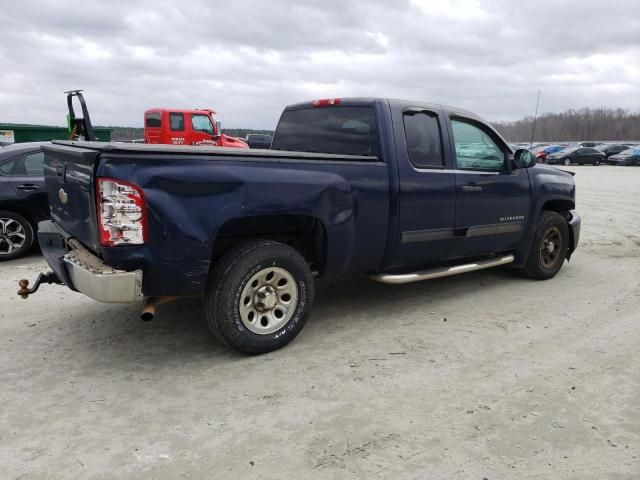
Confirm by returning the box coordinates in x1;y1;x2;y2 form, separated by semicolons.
284;97;489;123
144;108;217;115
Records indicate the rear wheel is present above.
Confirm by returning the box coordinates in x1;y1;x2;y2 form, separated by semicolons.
520;211;569;280
564;158;571;166
0;211;34;261
205;240;314;355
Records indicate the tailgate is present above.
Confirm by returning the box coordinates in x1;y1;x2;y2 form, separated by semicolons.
41;142;101;251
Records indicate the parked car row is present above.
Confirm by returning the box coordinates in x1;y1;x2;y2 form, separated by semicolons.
511;141;640;166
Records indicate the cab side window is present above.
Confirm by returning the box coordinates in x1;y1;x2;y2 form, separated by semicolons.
403;111;444;168
191;114;214;134
170;112;184;131
451;118;505;172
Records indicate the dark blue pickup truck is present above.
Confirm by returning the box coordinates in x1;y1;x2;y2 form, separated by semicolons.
21;98;580;354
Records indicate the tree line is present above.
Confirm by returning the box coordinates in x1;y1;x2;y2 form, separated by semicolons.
493;107;640;142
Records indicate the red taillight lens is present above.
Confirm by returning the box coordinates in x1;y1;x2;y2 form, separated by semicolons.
96;177;147;246
312;98;342;107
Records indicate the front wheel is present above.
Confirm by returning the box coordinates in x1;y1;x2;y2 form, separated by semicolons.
520;211;569;280
205;240;314;355
0;211;34;261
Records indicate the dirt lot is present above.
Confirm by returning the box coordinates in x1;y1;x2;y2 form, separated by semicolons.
1;166;639;479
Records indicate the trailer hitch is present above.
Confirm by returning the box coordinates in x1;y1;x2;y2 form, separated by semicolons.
17;272;63;299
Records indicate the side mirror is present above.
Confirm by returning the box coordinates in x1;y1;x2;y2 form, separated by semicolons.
514;148;536;168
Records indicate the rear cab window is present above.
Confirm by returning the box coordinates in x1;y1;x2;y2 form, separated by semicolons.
271;106;379;157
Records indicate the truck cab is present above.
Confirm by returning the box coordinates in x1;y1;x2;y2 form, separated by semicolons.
144;108;248;148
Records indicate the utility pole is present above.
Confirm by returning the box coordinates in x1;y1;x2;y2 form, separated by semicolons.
530;90;541;148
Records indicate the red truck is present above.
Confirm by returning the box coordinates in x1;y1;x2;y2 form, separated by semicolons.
143;108;248;148
66;90;248;148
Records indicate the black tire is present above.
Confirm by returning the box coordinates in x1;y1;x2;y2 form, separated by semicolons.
595;160;600;166
564;159;571;166
0;210;34;261
205;240;314;355
520;211;569;280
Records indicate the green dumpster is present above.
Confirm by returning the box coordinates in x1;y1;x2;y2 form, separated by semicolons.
0;124;112;144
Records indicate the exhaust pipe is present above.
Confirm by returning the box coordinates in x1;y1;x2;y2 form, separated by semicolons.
141;296;179;321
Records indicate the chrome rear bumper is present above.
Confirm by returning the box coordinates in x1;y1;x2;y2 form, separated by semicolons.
64;250;143;303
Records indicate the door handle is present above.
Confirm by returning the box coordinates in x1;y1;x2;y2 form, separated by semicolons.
16;184;40;191
461;183;482;193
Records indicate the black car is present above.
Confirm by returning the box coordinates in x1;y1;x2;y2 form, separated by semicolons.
0;142;49;260
546;147;606;166
606;147;640;166
245;134;273;149
595;144;630;159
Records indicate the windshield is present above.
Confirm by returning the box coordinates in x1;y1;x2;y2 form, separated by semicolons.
618;148;637;155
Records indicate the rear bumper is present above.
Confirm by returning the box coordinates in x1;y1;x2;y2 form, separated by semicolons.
567;209;581;257
38;221;143;303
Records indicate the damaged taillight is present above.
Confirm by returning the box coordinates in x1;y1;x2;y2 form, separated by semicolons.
96;178;147;246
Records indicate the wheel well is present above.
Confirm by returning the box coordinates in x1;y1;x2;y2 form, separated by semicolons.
541;199;574;216
541;199;576;258
0;203;38;229
212;214;326;273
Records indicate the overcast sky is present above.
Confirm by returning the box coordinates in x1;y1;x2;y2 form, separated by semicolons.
1;0;639;129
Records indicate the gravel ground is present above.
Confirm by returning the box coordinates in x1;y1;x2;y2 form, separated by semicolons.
1;166;639;479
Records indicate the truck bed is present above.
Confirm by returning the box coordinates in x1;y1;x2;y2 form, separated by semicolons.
41;141;391;297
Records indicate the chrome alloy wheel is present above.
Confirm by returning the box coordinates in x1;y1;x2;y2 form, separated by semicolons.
239;267;298;335
0;218;27;256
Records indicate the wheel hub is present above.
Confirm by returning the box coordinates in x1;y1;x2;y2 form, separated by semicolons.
239;267;299;335
254;285;277;311
539;226;562;268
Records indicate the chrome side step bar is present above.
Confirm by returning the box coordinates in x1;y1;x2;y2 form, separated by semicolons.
370;254;515;285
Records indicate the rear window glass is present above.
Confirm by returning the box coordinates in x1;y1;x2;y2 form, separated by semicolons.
170;112;184;131
271;106;379;157
24;151;44;176
145;112;161;128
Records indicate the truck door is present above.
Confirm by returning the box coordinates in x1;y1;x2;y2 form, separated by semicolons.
167;112;186;145
9;150;48;220
447;116;531;257
189;113;216;145
390;107;457;268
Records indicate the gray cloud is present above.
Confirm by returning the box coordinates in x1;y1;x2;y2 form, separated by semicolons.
1;0;639;129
